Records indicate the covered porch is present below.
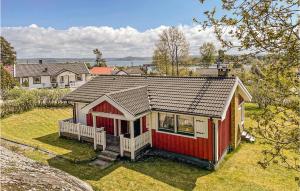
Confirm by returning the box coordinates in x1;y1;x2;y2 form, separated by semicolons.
59;86;152;160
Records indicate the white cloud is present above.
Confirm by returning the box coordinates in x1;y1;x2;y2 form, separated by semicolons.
1;24;236;58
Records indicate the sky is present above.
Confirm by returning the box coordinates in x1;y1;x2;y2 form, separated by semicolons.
1;0;230;58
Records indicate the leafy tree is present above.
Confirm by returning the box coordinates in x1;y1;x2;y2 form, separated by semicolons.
153;27;189;76
0;36;16;66
196;0;300;184
0;65;18;90
199;42;216;67
93;49;107;67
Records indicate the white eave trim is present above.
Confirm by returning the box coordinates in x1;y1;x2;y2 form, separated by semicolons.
220;77;252;120
81;95;135;120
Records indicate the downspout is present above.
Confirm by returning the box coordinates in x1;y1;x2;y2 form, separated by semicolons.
213;119;219;164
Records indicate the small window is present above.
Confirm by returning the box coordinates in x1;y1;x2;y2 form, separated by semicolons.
51;76;57;83
177;115;194;135
76;75;82;81
33;77;41;84
158;113;175;132
60;76;64;83
240;103;244;123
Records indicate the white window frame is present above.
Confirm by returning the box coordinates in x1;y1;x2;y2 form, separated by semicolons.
157;112;197;138
239;101;245;125
176;114;195;135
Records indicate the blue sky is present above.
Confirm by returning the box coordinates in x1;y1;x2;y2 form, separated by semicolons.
2;0;218;31
2;0;229;58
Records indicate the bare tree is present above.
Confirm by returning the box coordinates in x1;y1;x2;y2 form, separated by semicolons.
153;27;189;76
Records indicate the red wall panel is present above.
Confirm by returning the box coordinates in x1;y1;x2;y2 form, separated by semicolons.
218;104;231;158
152;119;214;161
92;101;123;115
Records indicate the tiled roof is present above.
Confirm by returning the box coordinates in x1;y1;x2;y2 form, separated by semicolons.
64;75;238;118
15;63;89;77
90;67;114;75
108;86;150;116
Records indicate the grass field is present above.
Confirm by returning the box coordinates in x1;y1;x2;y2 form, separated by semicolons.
1;104;298;191
0;107;96;161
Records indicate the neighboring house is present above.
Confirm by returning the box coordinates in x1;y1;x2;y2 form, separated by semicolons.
14;63;90;89
115;67;145;76
59;74;251;169
90;67;115;76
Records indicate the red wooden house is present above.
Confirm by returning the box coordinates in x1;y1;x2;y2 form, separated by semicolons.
59;75;251;169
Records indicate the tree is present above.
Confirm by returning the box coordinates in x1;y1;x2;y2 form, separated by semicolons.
0;36;16;66
93;49;107;67
196;0;300;184
152;40;171;75
0;65;18;90
153;27;189;76
199;42;216;67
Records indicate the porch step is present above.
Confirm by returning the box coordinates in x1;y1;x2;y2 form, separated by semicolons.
89;159;112;169
97;150;119;162
241;130;255;143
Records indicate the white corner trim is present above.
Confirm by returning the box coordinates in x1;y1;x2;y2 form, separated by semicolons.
81;95;135;120
213;118;219;162
236;77;252;101
220;77;252;120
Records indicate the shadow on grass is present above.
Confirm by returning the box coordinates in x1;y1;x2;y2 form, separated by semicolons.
36;133;210;190
34;133;96;161
46;154;210;190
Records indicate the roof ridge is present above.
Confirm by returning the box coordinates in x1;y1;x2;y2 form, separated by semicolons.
106;85;147;96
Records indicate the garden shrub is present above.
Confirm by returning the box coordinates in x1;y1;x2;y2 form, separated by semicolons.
0;88;71;118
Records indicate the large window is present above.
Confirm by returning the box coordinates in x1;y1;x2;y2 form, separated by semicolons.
33;77;41;84
177;115;194;134
158;113;175;132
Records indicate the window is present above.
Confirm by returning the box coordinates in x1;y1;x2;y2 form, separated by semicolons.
33;77;41;84
158;113;175;132
240;103;244;124
60;76;64;83
76;75;82;81
51;76;57;83
177;115;194;134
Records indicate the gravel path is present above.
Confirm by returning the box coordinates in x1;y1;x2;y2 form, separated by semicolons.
0;146;94;191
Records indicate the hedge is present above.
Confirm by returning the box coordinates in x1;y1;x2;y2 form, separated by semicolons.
0;88;71;118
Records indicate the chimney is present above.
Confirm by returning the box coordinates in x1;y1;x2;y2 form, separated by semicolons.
218;67;230;77
39;59;43;64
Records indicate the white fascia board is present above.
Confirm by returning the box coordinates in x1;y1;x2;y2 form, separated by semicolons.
80;95;135;120
220;77;252;120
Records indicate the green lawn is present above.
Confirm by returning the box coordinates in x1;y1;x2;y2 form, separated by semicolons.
1;105;298;191
0;107;96;161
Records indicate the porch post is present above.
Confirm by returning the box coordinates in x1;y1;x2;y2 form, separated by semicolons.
120;134;124;157
130;120;135;160
140;117;143;135
118;119;121;136
148;114;152;147
113;118;117;136
93;115;97;150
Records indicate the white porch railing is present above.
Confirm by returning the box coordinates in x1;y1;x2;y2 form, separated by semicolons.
120;131;151;159
58;118;106;150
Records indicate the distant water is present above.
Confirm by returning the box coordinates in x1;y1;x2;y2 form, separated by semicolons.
107;60;152;67
17;58;152;67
